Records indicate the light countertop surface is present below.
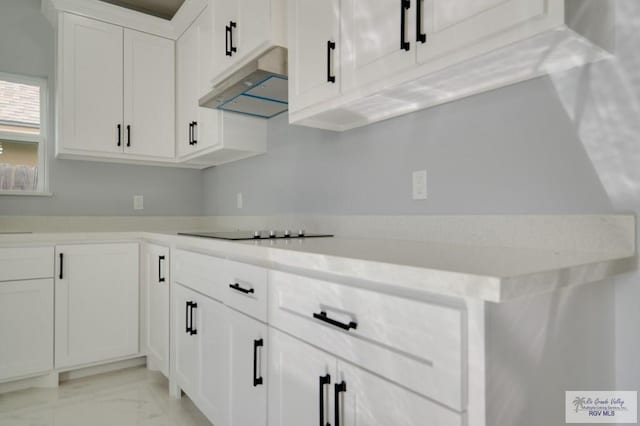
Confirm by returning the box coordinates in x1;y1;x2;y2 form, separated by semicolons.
0;231;636;303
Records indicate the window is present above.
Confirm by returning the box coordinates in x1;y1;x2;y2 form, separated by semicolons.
0;72;48;194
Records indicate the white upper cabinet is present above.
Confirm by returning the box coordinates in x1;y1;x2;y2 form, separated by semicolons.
288;0;341;112
417;0;548;64
210;0;286;84
58;13;176;164
289;0;612;131
176;6;268;167
342;0;416;91
176;6;220;159
60;14;124;155
124;29;175;159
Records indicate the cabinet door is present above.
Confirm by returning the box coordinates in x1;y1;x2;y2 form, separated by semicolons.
268;329;337;426
176;17;200;158
61;13;123;155
172;283;199;396
197;297;229;426
146;244;169;377
176;8;220;158
228;308;267;426
0;279;53;381
338;361;463;426
124;29;175;159
212;0;239;78
289;0;341;112
54;244;139;369
342;0;416;91
417;0;546;64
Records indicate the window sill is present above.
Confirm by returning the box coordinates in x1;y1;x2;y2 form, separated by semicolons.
0;191;53;197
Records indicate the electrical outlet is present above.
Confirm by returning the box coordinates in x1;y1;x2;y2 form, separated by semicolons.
412;170;427;200
133;195;144;210
237;192;243;209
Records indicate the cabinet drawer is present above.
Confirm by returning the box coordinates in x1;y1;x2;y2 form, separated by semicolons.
268;271;465;411
0;247;54;282
174;250;226;302
225;260;268;322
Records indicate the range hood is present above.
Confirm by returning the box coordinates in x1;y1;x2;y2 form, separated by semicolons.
199;47;288;119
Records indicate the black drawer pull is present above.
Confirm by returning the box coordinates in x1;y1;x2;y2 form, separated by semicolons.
400;0;410;51
334;381;346;426
192;121;198;145
319;374;331;426
225;24;231;56
327;40;336;83
253;338;264;387
188;122;193;145
58;253;64;280
229;283;255;294
313;311;357;331
117;124;122;147
158;255;166;283
126;124;131;147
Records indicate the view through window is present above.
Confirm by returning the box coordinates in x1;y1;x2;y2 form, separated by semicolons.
0;74;45;193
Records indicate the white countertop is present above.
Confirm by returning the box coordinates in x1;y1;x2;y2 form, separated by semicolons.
0;231;635;303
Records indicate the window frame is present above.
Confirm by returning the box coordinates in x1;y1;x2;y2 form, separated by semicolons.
0;71;50;196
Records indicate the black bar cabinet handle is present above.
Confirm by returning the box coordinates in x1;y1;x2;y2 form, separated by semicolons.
327;41;336;83
253;338;264;387
117;124;121;147
334;381;346;426
400;0;410;51
229;21;237;54
185;301;191;334
313;311;358;331
126;125;131;147
59;253;64;280
225;25;231;56
158;255;166;283
229;283;255;294
319;374;331;426
417;0;426;43
190;302;198;335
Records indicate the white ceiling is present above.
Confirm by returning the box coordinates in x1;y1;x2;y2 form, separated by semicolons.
99;0;186;20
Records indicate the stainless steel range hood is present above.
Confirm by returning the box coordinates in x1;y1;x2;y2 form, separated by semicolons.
199;47;288;119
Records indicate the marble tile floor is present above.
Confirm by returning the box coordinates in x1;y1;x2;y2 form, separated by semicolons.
0;367;213;426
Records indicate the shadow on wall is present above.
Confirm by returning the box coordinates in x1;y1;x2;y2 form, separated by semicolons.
545;0;640;391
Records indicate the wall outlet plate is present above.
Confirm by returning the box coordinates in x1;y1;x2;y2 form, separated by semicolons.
236;192;243;209
412;170;427;200
133;195;144;210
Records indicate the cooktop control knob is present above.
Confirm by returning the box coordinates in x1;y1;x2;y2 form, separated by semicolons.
253;231;261;239
283;230;291;238
269;230;277;238
298;229;305;237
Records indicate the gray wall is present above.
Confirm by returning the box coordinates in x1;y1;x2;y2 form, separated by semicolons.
204;77;612;215
0;0;204;216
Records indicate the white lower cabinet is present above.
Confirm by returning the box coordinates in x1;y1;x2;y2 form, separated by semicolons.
145;243;170;377
268;328;462;426
268;328;336;426
0;279;54;382
172;282;230;426
54;243;139;369
228;308;267;426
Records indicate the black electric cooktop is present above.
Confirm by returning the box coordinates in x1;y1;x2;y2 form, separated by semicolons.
177;230;333;240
